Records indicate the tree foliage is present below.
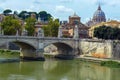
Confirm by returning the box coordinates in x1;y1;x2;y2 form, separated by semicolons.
18;11;29;20
1;16;21;35
18;10;52;21
94;25;120;40
24;17;36;36
38;11;52;22
42;18;60;37
3;9;12;15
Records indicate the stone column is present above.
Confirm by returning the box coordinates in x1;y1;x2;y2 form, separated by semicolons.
58;26;63;38
73;25;79;38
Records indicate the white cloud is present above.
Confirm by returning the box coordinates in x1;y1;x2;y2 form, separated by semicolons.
55;5;74;13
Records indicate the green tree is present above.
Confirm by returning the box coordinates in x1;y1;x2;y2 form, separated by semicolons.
3;9;12;15
42;26;50;36
42;18;59;37
1;16;21;35
18;11;29;20
28;12;38;19
38;11;52;22
25;17;36;36
94;25;120;40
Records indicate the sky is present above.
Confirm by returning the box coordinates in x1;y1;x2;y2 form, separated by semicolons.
0;0;120;23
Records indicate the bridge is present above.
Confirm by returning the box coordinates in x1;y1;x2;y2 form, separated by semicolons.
0;36;80;60
0;34;115;60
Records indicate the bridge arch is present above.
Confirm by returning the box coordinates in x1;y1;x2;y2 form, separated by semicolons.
44;42;75;59
9;40;37;58
13;40;36;50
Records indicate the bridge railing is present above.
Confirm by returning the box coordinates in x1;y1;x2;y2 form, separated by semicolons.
0;35;79;40
0;35;114;43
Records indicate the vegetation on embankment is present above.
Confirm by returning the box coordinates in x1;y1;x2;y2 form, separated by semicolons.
0;49;20;55
44;54;55;58
78;57;120;68
0;49;20;62
101;60;120;68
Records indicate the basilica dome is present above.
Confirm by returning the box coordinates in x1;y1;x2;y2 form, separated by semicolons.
92;5;106;23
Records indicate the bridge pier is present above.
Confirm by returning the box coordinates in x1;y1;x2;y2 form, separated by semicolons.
35;49;45;61
20;48;45;61
73;48;80;56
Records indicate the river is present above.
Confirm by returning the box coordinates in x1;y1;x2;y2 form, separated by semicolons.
0;56;120;80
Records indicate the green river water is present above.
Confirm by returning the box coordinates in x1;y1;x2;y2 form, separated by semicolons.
0;55;120;80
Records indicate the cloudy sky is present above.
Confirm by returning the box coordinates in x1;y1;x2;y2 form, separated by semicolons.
0;0;120;23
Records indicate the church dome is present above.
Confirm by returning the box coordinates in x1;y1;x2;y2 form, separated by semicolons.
92;5;106;22
70;12;79;18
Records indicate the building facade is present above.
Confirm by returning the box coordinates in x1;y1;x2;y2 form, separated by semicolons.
61;13;89;38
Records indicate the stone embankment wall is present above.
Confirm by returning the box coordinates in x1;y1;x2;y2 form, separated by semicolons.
112;41;120;59
79;39;113;59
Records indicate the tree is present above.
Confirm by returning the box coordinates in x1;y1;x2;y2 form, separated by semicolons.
18;11;29;20
42;18;60;37
94;25;120;40
24;17;36;36
28;12;38;19
3;9;12;15
38;11;52;22
13;11;18;16
1;16;21;35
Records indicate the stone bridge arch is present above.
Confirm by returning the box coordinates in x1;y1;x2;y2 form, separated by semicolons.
0;38;40;59
13;40;37;58
44;42;75;59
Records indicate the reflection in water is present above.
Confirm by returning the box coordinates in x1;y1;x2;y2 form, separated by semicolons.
0;59;120;80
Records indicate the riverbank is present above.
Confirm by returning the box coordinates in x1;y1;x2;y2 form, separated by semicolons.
0;50;120;68
0;49;20;63
78;56;120;68
0;49;20;55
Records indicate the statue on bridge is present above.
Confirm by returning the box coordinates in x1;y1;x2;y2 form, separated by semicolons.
37;28;44;37
58;26;63;38
22;29;28;36
73;25;79;38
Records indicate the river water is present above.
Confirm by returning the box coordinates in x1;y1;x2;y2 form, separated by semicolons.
0;57;120;80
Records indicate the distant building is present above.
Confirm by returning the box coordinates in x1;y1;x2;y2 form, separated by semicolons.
86;5;106;27
61;13;89;38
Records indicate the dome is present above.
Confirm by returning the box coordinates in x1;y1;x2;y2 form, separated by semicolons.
92;5;106;22
70;12;79;18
